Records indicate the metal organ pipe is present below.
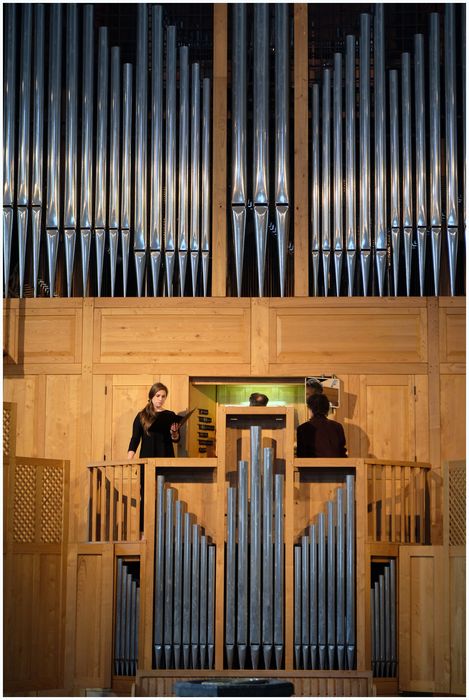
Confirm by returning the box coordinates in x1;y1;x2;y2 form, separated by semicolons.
374;4;386;296
80;5;94;295
389;70;400;296
3;4;16;297
345;36;356;297
231;4;247;297
321;69;332;296
95;27;109;297
275;4;290;297
333;53;343;296
46;4;62;297
178;47;190;296
109;47;121;297
253;3;270;297
17;5;32;298
414;34;427;296
445;4;458;295
201;78;211;297
402;52;413;296
150;5;163;296
359;13;371;295
32;4;44;297
121;64;133;298
165;25;177;296
429;13;442;294
134;5;148;296
311;84;320;296
64;5;78;298
190;62;201;296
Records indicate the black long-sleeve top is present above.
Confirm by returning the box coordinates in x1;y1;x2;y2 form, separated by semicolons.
296;415;347;458
128;410;179;458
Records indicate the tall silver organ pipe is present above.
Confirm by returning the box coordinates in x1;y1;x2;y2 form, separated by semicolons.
80;5;94;295
150;5;163;296
275;3;290;298
46;4;62;297
178;47;190;296
249;426;262;669
121;64;132;297
95;27;109;297
253;3;270;297
445;4;458;296
322;69;332;295
165;26;177;295
402;53;413;296
190;62;201;296
429;13;441;295
374;4;386;296
109;47;121;297
201;78;211;297
64;5;78;298
31;4;44;297
345;36;356;297
232;4;247;297
389;70;400;296
414;34;427;296
333;52;343;296
17;5;32;299
134;5;148;296
359;13;371;295
311;84;320;296
3;4;16;297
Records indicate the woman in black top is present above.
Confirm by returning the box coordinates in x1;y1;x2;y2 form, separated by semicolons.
127;382;180;459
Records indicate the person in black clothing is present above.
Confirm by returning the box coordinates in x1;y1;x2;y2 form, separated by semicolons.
297;393;347;458
249;392;269;406
127;382;180;459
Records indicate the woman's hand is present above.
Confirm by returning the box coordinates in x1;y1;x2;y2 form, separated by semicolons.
170;422;180;440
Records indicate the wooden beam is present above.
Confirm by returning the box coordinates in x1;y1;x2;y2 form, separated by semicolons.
211;4;228;297
293;4;309;297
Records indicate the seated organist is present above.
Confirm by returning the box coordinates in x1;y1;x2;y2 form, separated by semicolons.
248;392;269;406
297;393;347;458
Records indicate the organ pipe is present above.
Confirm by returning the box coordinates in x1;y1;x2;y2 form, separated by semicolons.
31;5;44;298
359;13;371;295
402;52;413;296
275;4;290;297
80;5;94;295
3;4;16;209
374;4;386;296
333;53;343;296
414;34;427;296
64;5;78;297
134;5;148;296
95;26;109;297
311;83;320;296
165;25;177;295
150;5;163;295
321;69;332;296
17;5;32;298
445;4;458;295
201;78;211;297
429;13;441;294
190;62;201;296
109;47;121;297
178;47;190;296
232;4;247;297
389;70;400;296
121;64;132;297
345;35;356;297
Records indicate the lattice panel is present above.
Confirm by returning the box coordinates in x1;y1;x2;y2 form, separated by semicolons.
449;466;466;546
13;464;37;543
3;404;13;458
41;466;64;543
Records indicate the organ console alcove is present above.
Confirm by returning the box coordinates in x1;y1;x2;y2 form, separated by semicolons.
3;1;466;697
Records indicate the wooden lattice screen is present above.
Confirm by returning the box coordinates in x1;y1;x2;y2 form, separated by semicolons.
3;401;17;461
445;460;466;547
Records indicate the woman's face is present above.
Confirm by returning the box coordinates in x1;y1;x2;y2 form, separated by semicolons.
151;389;167;411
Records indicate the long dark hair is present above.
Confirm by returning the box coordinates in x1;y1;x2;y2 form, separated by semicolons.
139;382;169;434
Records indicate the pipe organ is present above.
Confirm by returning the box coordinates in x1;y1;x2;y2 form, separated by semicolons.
2;3;465;298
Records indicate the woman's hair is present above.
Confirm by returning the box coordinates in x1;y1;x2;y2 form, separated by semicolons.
139;382;169;434
307;392;330;416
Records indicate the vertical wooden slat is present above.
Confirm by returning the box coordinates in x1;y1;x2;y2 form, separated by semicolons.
109;466;115;541
293;4;309;296
91;468;98;542
135;462;141;540
401;465;406;543
409;467;415;543
100;466;107;541
117;465;124;542
372;464;377;541
211;4;227;296
391;463;396;542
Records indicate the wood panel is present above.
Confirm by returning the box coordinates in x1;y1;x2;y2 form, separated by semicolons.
440;374;466;464
439;299;466;367
73;546;113;688
398;546;450;693
92;300;251;372
268;299;428;373
449;548;466;695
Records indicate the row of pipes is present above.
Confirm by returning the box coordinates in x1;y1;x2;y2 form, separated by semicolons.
225;427;285;670
4;3;464;298
154;475;216;670
3;4;211;299
114;559;140;676
371;561;397;678
294;476;356;670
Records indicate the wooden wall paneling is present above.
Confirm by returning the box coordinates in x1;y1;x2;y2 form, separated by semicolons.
3;376;46;457
398;546;450;693
414;375;430;462
359;375;416;462
250;298;270;375
449;547;466;695
267;299;428;375
440;374;466;463
438;298;466;370
92;374;108;463
109;375;156;461
427;299;441;474
211;3;228;297
73;545;114;688
293;4;309;297
44;376;81;461
77;299;95;541
339;375;362;457
3;298;19;362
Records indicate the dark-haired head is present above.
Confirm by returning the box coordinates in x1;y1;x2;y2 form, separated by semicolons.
307;392;330;416
249;392;269;406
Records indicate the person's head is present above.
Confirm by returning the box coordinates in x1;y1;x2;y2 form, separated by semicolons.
148;382;169;411
249;392;269;407
307;392;330;417
306;378;324;397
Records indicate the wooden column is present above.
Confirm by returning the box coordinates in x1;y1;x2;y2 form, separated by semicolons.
211;4;228;297
293;4;309;297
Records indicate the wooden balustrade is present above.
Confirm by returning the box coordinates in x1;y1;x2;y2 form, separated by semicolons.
366;459;431;545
